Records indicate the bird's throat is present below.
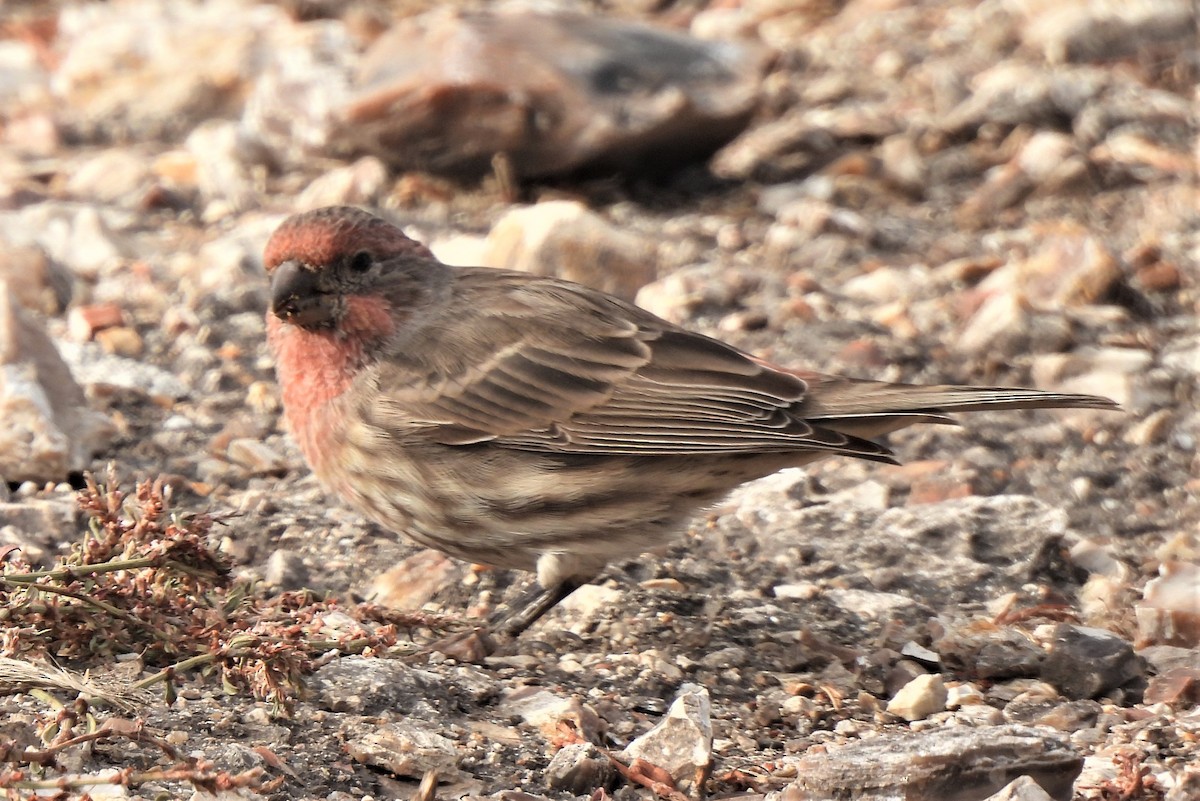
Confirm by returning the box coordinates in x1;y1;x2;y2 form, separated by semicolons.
267;294;397;476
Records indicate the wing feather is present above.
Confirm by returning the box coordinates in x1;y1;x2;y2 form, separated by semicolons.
365;269;883;459
363;268;1114;462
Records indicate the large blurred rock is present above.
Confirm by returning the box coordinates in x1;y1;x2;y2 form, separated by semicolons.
0;281;111;482
245;9;767;179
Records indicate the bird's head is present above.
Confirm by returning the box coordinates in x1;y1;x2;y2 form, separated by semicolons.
262;206;438;335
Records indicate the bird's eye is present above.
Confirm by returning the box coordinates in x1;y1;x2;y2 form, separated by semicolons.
349;250;374;273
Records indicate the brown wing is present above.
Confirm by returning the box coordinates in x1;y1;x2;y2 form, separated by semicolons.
366;269;895;462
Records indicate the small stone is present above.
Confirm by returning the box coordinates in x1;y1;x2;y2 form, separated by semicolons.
0;282;113;482
245;381;280;415
1069;538;1129;579
773;582;820;600
900;641;942;668
957;291;1071;356
1123;408;1173;446
64;149;152;204
1005;697;1100;732
1136;562;1200;647
346;721;461;779
263;549;310;591
557;584;623;629
958;134;1086;224
1040;624;1145;700
545;742;614;794
500;687;604;742
296;156;389;211
186;120;257;214
0;497;80;561
1133;260;1182;293
955;704;1006;726
1029;347;1152;410
946;683;986;709
94;326;143;357
983;775;1055;801
68;302;126;341
790;724;1081;801
482;201;656;302
310;657;447;715
226;438;287;476
887;673;948;721
1137;674;1193;729
623;683;712;792
1011;225;1123;310
368;550;460;611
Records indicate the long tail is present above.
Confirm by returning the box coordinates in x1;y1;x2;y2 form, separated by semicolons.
797;376;1121;440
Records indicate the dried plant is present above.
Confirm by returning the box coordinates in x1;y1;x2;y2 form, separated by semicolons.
0;467;456;799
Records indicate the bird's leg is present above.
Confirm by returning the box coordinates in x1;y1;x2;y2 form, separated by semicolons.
424;576;582;661
491;577;584;639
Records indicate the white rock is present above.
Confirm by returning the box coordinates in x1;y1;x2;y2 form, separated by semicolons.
1136;561;1200;647
982;775;1055;801
482;201;656;301
887;673;948;721
623;683;712;790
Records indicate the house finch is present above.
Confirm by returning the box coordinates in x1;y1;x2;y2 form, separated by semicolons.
264;206;1118;636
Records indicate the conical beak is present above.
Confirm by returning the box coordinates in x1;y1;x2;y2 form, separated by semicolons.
270;260;336;328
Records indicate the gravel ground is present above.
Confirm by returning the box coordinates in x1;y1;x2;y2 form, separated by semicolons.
0;1;1197;800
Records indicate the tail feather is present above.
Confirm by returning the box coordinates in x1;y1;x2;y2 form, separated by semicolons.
800;380;1120;440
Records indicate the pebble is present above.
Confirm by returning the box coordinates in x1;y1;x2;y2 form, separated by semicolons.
982;775;1055;801
545;742;614;794
623;683;712;792
262;549;310;591
0;282;113;482
345;721;461;780
887;673;948;721
1136;562;1200;647
1040;624;1145;700
482;201;656;302
499;686;604;742
789;724;1082;800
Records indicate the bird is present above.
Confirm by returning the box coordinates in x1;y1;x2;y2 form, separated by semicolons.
262;205;1120;642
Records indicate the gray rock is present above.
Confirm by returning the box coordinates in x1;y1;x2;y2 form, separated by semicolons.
345;721;461;780
262;549;309;591
789;724;1082;801
545;742;614;794
310;657;446;716
0;496;80;562
500;686;604;743
1040;624;1145;700
975;635;1047;680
